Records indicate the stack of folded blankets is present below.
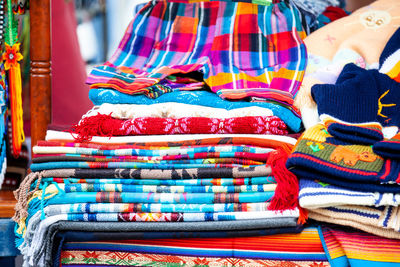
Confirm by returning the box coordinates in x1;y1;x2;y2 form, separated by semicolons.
287;27;400;239
12;0;315;266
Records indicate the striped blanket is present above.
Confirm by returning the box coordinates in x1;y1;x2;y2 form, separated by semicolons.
87;0;306;103
59;227;326;264
320;225;400;267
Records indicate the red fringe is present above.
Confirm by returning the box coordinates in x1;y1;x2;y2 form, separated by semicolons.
267;148;307;224
71;114;288;141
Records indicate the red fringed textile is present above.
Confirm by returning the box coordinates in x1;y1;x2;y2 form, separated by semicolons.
267;148;305;223
71;114;288;141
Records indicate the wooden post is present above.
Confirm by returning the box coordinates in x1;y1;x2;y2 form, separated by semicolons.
29;0;51;148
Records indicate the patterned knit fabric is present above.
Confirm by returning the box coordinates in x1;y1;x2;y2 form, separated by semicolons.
298;179;400;209
87;0;307;104
309;205;400;239
71;114;288;141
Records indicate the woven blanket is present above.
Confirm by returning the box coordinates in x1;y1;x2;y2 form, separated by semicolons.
44;221;303;267
23;218;300;267
43;191;276;205
30;161;265;172
287;124;400;192
319;225;400;267
45;129;299;145
40;202;275;214
299;179;400;209
37;135;294;151
60;251;327;267
88;89;303;132
59;227;324;261
30;165;273;179
40;176;276;186
309;206;400;239
87;0;306;103
50;183;277;193
33;144;274;157
72;114;289;140
84;103;274;119
32;155;265;165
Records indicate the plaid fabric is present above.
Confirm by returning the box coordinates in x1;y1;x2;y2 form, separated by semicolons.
87;0;307;104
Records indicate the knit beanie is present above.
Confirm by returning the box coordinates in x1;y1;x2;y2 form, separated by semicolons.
311;63;379;123
322;114;383;145
373;133;400;159
379;27;400;83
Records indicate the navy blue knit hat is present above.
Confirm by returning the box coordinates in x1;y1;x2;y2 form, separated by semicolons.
371;70;400;127
311;63;379;124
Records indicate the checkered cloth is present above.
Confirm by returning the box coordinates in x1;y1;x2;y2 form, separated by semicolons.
87;0;307;105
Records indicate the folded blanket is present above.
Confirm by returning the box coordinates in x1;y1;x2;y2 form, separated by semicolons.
45;221;304;267
32;155;265;165
88;89;303;132
33;144;274;157
38;202;275;215
45;130;298;145
40;176;276;186
72;114;288;141
25;217;300;267
299;179;400;209
38;135;295;151
51;183;277;193
30;161;264;172
43;191;276;205
319;225;400;267
83;103;275;119
309;205;400;239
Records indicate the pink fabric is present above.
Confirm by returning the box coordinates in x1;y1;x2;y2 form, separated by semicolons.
51;0;92;126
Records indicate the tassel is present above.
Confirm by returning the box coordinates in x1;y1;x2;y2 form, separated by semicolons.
267;148;300;211
70;113;126;142
9;61;24;156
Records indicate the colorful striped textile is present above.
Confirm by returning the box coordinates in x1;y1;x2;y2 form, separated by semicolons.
309;206;400;239
33;144;274;157
30;161;264;172
40;202;275;214
88;89;303;132
298;179;400;209
24;218;301;267
40;176;276;186
36;136;294;151
72;114;289;140
35;220;304;267
87;0;306;103
60;252;328;266
83;102;275;119
43;191;276;205
319;225;400;267
33;210;299;223
50;183;277;193
45;130;298;146
60;227;326;261
32;155;265;165
28;165;273;179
